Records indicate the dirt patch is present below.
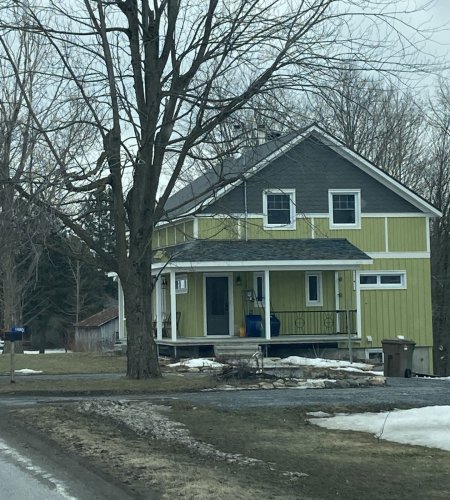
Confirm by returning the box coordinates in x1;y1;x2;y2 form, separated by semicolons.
13;400;450;499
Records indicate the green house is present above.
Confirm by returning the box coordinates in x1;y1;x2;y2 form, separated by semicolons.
147;125;440;371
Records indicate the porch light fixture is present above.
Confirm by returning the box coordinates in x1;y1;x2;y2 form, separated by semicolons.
161;277;168;289
236;276;242;286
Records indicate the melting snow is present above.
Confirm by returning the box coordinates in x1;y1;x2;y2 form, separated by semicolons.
310;406;450;451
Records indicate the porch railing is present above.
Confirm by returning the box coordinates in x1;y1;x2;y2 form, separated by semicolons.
271;310;357;336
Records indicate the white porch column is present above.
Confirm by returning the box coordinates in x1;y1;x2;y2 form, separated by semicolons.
117;276;125;340
155;276;163;340
169;270;177;341
335;271;340;333
264;269;271;340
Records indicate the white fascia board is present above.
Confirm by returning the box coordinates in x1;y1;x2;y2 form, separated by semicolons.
368;252;430;259
152;258;372;273
362;213;430;218
312;128;442;218
155;215;195;229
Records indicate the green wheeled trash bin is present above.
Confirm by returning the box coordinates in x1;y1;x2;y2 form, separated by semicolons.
381;339;415;377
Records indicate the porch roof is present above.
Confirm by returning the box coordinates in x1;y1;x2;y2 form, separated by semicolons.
153;238;371;271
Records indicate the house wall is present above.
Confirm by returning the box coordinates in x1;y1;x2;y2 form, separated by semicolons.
172;273;204;336
357;258;432;348
203;137;421;216
154;220;194;249
74;319;118;352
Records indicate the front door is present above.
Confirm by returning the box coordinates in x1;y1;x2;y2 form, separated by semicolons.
205;276;230;336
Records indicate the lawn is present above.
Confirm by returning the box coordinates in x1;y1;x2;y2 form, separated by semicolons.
0;352;218;394
0;352;127;374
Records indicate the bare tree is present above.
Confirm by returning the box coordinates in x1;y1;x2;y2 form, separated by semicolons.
308;67;428;188
0;15;54;346
426;81;450;375
0;0;436;377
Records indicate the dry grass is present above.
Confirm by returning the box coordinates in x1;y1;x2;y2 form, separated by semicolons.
0;373;217;394
0;352;219;394
0;352;126;374
15;402;450;500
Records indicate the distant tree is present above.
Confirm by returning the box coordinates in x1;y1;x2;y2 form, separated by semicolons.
24;235;114;351
310;67;427;188
426;81;450;375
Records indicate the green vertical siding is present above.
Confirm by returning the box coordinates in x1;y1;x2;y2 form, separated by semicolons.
198;218;240;239
153;220;195;249
387;218;427;252
359;258;432;347
314;217;386;252
245;217;311;239
172;273;204;337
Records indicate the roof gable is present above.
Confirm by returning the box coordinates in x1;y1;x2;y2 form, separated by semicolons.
75;306;118;327
164;125;440;220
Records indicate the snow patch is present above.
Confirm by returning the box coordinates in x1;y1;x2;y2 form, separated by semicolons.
169;358;225;369
280;356;372;370
15;369;43;375
310;406;450;451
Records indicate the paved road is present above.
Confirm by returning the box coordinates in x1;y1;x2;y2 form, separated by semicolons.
0;404;142;500
0;377;448;410
163;377;450;410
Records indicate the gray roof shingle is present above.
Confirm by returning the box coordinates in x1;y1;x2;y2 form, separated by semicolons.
163;132;297;220
154;239;370;263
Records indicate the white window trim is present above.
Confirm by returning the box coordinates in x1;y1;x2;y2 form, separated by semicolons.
305;272;323;307
175;274;188;294
253;272;265;306
328;189;361;229
359;271;407;290
263;189;296;230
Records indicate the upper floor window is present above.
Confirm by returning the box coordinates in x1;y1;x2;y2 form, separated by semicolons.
328;189;361;229
263;189;296;229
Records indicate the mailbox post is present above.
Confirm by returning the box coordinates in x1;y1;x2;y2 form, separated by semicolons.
4;327;24;384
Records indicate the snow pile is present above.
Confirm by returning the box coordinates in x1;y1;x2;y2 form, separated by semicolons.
15;369;43;375
309;406;450;451
281;356;374;371
168;358;225;370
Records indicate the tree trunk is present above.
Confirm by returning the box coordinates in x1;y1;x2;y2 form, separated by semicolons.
121;257;161;379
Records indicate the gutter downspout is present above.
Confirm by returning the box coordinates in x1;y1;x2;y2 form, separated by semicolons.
244;179;248;241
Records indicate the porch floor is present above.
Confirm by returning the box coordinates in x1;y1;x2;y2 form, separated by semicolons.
156;334;360;358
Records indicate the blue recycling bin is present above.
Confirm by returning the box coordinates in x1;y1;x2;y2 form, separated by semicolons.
245;314;263;337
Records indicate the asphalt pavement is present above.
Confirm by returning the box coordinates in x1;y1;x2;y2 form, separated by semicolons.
0;376;448;410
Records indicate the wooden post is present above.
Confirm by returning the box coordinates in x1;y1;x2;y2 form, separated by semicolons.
10;341;15;383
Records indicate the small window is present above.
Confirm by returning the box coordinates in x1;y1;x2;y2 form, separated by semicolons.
263;189;296;229
175;274;188;294
306;272;323;306
329;190;361;229
359;272;406;289
360;275;377;285
254;272;265;305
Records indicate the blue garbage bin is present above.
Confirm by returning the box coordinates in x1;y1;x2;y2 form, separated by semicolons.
245;314;263;337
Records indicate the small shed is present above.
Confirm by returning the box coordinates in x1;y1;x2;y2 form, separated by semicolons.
74;306;119;352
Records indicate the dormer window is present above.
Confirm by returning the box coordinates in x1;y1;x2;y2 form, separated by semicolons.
328;189;361;229
263;189;296;229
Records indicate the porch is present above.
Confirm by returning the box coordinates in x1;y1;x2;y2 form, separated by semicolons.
151;239;370;357
155;330;359;359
